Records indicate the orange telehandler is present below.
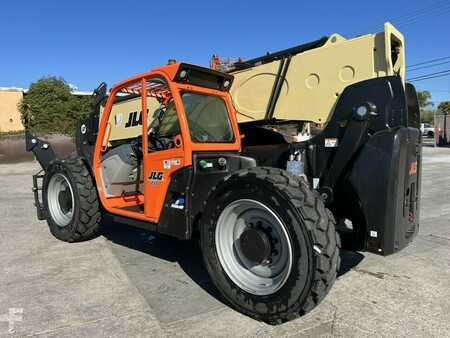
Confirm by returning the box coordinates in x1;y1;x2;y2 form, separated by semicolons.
26;23;421;324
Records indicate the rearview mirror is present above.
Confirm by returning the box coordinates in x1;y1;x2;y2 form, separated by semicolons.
91;82;107;109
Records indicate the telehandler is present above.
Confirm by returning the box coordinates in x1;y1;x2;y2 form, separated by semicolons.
26;23;421;324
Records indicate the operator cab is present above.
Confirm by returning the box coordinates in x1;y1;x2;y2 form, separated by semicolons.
94;63;240;223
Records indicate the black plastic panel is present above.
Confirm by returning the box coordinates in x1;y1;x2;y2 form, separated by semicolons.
25;131;58;171
189;153;256;231
348;127;421;255
158;167;192;239
157;153;256;240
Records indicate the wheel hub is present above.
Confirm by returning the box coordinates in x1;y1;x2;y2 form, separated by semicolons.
239;228;272;264
215;199;293;295
47;173;74;227
58;189;72;214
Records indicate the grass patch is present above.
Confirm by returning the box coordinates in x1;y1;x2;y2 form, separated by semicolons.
0;130;25;138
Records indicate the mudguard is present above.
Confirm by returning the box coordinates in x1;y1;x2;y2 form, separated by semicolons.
348;127;421;255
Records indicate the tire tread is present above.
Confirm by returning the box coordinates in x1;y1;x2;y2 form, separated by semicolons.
201;166;340;324
45;155;101;242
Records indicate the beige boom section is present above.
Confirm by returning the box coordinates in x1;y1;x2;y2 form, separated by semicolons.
101;96;160;142
230;23;405;123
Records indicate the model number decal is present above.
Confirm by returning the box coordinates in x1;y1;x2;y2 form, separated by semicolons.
324;138;338;148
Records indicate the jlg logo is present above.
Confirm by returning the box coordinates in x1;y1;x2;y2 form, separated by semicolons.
149;171;164;184
124;108;150;128
125;111;142;128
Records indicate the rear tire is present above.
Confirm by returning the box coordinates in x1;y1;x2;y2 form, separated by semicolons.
43;156;101;242
200;167;340;324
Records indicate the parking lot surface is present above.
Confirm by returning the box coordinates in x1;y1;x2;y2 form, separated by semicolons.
1;144;450;337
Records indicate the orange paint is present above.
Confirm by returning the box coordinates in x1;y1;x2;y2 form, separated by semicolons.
92;64;240;223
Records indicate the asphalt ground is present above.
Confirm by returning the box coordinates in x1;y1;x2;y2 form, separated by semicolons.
0;142;449;337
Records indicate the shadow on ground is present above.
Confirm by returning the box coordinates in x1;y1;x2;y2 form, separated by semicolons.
100;217;224;303
101;217;365;303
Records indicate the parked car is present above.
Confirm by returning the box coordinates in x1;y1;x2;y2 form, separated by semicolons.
421;123;434;137
434;115;450;146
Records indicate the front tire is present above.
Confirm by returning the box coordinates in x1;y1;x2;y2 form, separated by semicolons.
43;156;101;242
201;167;340;324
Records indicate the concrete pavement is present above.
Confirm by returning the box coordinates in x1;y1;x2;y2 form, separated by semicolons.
0;145;449;337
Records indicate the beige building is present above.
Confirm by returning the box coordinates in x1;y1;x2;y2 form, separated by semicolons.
0;89;25;133
0;88;93;133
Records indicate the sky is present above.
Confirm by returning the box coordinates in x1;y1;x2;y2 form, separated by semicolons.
1;0;449;105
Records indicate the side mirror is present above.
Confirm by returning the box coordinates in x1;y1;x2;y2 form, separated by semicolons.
91;82;107;109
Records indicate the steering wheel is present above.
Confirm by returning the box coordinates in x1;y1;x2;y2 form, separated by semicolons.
149;132;174;151
131;135;167;155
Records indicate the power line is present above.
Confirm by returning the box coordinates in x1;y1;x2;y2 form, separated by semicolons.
408;71;450;82
407;60;450;72
359;0;450;34
408;69;450;80
410;74;450;82
408;56;450;69
393;3;450;27
389;0;450;24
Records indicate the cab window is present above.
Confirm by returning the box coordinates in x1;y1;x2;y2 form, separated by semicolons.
157;101;181;137
181;92;233;143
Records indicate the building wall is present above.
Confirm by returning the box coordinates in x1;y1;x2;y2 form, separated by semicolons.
0;90;24;132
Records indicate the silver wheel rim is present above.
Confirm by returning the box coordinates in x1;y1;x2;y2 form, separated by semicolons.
215;199;293;296
47;173;74;227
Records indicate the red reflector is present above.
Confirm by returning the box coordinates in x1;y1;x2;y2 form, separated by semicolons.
409;162;417;176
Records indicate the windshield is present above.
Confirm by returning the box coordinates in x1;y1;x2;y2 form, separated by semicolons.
181;92;234;143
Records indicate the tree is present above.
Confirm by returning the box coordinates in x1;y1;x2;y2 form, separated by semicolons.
421;110;434;124
437;101;450;115
417;90;433;110
19;77;90;135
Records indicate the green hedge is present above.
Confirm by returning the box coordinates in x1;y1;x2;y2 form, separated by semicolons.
19;77;91;136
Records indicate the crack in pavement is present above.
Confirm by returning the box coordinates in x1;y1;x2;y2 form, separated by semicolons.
427;234;450;242
353;268;411;280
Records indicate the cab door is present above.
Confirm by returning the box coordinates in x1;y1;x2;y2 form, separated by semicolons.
142;77;188;220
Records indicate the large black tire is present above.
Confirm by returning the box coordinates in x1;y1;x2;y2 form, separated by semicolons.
43;156;101;242
200;167;340;324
